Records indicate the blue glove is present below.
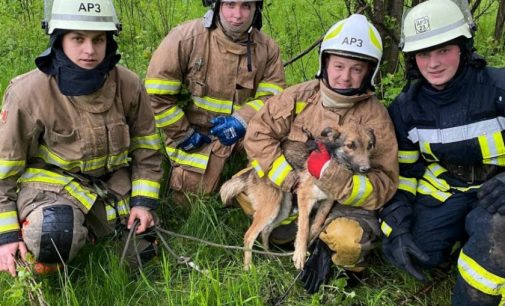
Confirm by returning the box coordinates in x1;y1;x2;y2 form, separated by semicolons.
382;233;429;282
477;172;505;215
209;115;246;146
177;130;211;151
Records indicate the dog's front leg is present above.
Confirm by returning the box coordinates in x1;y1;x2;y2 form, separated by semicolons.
309;198;333;244
293;176;317;270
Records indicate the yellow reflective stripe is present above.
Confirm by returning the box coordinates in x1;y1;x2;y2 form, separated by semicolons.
324;22;344;41
193;96;233;114
255;82;283;98
423;164;450;192
145;79;181;95
295;101;307;115
165;147;209;170
0;211;19;233
64;181;97;210
251;160;264;178
280;212;299;225
268;155;293;187
399;176;417;195
368;26;383;51
36;145;110;172
417;180;451;202
245;99;264;112
131;134;162;151
380;221;392;237
398;150;419;164
105;204;117;221
0;160;25;179
341;174;373;206
117;197;130;216
132;179;160;199
479;131;505;166
458;250;505;299
108;151;129;169
420;141;438;161
155;106;185;128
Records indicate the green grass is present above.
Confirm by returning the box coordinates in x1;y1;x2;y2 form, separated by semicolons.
0;0;503;305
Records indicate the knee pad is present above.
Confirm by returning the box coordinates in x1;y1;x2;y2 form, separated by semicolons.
22;204;87;263
319;217;370;269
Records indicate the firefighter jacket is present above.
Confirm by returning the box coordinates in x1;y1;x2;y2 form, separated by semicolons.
145;19;285;174
0;66;163;245
244;79;399;211
381;65;505;238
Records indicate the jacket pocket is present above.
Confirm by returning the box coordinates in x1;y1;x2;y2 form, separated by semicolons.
108;122;130;155
45;128;79;146
83;126;107;157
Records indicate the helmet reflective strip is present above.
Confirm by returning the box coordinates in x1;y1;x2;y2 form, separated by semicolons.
368;26;382;51
51;14;114;22
323;22;344;42
404;18;467;43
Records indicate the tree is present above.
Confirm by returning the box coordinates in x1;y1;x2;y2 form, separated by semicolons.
494;0;505;44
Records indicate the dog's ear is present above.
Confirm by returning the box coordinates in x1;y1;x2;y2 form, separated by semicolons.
367;128;376;149
302;127;315;140
321;127;341;139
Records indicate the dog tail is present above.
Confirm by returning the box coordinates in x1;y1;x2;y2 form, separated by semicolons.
219;173;248;206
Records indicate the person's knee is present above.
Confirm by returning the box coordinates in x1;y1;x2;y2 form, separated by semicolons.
22;204;87;263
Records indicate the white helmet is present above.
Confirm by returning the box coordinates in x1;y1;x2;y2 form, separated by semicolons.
316;14;383;85
400;0;473;53
43;0;121;34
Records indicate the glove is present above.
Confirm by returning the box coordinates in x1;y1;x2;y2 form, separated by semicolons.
307;142;331;179
178;130;211;151
210;115;246;146
477;172;505;215
382;233;429;282
299;239;332;294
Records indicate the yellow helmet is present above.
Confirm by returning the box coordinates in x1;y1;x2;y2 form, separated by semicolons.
316;14;383;85
400;0;472;53
43;0;121;34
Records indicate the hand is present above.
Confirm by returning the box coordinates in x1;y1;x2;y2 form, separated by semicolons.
178;130;211;152
477;172;505;215
0;242;28;277
128;207;155;234
210;115;246;146
307;142;331;179
299;239;332;294
382;233;429;282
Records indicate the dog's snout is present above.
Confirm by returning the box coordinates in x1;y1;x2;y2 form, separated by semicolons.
358;165;370;173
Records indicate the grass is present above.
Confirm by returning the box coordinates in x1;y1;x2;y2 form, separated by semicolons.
0;0;504;305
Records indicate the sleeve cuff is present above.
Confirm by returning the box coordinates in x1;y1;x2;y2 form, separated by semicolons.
0;231;22;246
130;196;159;210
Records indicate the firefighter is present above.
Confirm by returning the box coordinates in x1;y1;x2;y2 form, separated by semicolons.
0;0;162;276
380;0;505;304
238;14;399;293
145;0;285;204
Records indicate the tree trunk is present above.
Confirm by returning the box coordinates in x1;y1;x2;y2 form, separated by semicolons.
380;0;403;74
494;0;505;44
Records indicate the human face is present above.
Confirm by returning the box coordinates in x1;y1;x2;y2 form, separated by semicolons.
220;1;255;27
325;54;370;90
415;44;461;90
62;31;107;69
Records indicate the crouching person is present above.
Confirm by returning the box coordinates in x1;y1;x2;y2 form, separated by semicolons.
230;14;399;292
0;0;162;276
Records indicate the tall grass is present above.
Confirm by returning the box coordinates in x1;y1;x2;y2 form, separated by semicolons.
0;0;503;305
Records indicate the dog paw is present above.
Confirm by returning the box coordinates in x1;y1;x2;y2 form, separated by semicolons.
292;251;306;270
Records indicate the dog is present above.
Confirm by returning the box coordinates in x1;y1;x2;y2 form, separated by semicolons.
220;122;376;270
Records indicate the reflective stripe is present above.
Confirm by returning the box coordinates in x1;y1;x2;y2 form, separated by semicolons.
423;163;450;192
251;160;264;178
407;117;505;144
380;221;392;237
155;106;185;128
0;160;25;179
35;145;128;172
18;168;97;210
268;155;293;187
280;212;299;225
324;22;344;41
105;204;117;221
458;250;505;301
131;134;162;151
341;174;373;206
132;179;160;199
193;96;233;114
295;101;307;115
117;197;130;216
105;197;130;221
417;180;451;202
420;141;438;161
405;19;467;43
145;79;182;95
51;14;113;22
398;150;419;164
368;25;382;51
399;176;417;195
245;99;264;112
479;131;505;166
255;82;283;98
0;211;19;233
165;147;209;170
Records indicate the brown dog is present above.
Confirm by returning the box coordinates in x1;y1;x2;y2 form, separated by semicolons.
220;123;376;270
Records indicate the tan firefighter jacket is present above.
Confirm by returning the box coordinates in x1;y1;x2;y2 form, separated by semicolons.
245;80;399;211
0;66;163;245
145;19;285;174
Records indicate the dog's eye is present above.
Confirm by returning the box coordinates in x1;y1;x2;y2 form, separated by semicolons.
346;142;356;150
367;142;374;150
